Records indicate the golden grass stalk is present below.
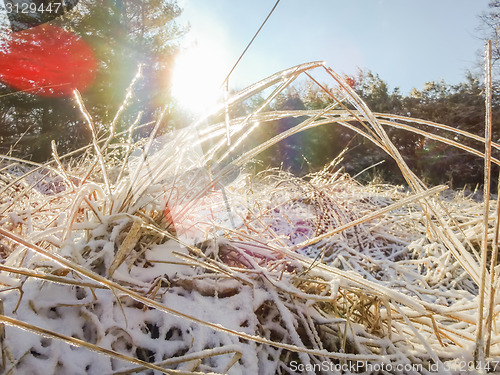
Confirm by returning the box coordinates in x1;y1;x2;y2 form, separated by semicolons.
0;314;215;375
113;346;242;375
293;185;447;251
73;90;112;199
108;219;143;277
475;40;493;365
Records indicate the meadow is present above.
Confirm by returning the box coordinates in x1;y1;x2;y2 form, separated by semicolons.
0;60;498;374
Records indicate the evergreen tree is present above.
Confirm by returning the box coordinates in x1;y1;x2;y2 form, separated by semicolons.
0;0;184;160
479;0;500;75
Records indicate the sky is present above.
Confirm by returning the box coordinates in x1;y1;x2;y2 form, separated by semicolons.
0;0;491;111
174;0;491;101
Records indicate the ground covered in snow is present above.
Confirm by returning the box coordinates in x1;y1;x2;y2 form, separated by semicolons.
0;158;491;374
0;62;497;374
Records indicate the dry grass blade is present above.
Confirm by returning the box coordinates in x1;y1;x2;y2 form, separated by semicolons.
374;113;500;153
73;90;112;198
476;39;493;364
0;264;105;289
293;184;447;251
113;346;242;375
474;40;494;367
108;219;143;277
0;314;216;375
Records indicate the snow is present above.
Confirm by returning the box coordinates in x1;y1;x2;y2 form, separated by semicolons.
0;62;496;374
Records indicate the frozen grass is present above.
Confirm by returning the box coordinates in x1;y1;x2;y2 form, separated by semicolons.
0;61;499;374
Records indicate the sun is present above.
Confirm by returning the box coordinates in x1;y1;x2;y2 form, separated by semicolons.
171;43;231;114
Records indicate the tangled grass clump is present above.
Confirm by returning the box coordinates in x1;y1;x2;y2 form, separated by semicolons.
0;61;499;374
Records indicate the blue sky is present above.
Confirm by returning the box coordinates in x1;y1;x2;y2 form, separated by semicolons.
176;0;491;95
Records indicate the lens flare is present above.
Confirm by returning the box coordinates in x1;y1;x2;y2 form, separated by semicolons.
0;24;97;97
171;43;230;113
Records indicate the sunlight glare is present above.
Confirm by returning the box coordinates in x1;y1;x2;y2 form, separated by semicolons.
171;43;230;114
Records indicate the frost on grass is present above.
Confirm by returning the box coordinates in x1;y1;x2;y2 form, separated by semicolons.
0;62;498;374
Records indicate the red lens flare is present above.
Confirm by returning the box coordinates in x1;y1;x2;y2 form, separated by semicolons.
0;24;97;97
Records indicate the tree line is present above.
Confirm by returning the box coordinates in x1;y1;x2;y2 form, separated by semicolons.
1;0;500;189
249;70;500;188
0;0;183;160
